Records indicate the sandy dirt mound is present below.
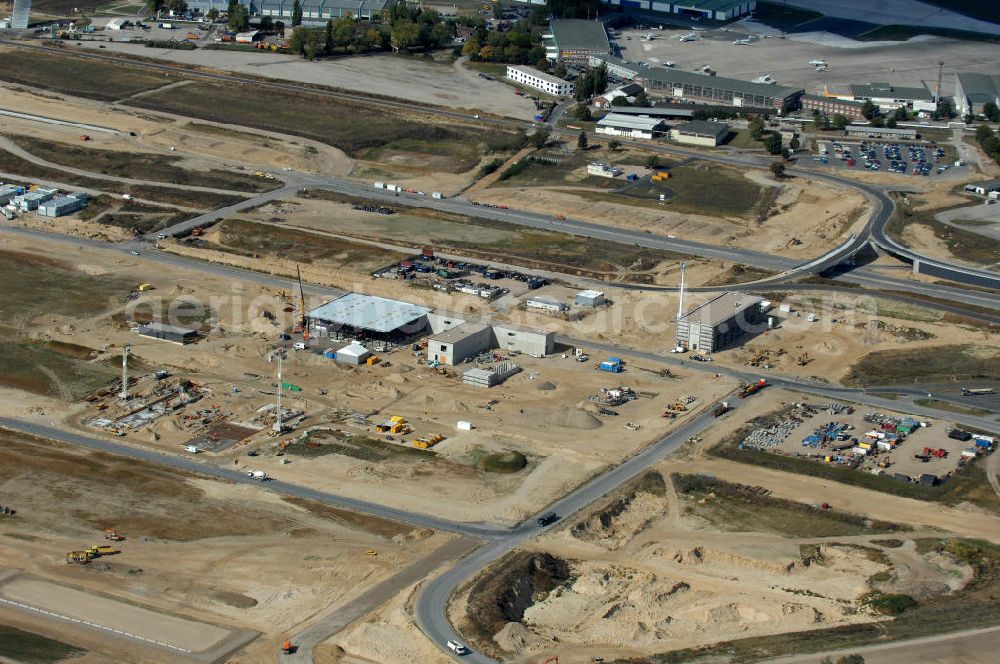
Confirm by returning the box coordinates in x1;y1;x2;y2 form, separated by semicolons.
494;621;549;655
518;408;602;430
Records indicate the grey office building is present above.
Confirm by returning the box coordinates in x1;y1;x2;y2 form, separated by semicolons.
676;292;766;353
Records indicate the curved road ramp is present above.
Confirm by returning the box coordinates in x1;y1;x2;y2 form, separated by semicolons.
0;571;258;662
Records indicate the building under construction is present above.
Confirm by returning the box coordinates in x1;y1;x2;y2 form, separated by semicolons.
306;293;432;345
675;292;767;353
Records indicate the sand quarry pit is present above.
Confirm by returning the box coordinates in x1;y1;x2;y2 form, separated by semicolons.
457;468;974;663
0;576;233;653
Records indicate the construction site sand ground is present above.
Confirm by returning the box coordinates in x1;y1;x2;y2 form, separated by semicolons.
0;235;732;527
676;289;999;385
483;471;975;664
0;429;451;663
476;160;870;259
443;395;1000;664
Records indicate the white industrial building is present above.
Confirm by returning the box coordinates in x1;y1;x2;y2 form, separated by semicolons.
105;17;129;30
676;291;767;353
235;30;261;43
526;297;569;314
10;0;30;30
575;290;606;308
0;184;23;205
592;83;644;110
843;125;917;140
596;113;667;139
38;192;87;217
586;162;622;178
506;65;574;97
186;0;391;23
670;120;730;146
12;188;56;211
426;312;553;365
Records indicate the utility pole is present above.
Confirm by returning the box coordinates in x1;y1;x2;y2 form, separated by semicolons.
119;345;131;401
273;352;285;433
676;262;687;320
935;60;944;105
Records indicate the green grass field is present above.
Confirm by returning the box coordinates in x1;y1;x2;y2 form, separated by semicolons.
0;48;170;101
209;219;408;270
844;344;1000;386
0;624;86;664
673;474;905;538
0;250;133;399
127;80;524;159
11;136;278;193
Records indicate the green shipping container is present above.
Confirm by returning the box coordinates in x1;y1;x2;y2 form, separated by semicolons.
281;382;302;392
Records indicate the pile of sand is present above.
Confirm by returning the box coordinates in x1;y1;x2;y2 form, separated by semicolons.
412;394;470;412
524;408;602;430
536;381;557;391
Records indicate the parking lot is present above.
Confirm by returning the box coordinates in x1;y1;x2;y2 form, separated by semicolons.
814;138;958;177
374;253;547;302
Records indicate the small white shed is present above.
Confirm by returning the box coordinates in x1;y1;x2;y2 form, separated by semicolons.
335;341;371;365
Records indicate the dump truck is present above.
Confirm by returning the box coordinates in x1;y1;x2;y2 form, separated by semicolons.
87;545;120;556
738;378;767;398
712;401;730;417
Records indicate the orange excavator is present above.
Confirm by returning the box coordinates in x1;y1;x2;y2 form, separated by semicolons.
281;639;295;655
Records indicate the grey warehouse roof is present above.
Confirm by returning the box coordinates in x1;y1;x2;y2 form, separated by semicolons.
844;125;916;135
137;321;197;335
307;293;430;333
431;321;490;344
608;105;696;119
957;72;1000;104
674;120;730;138
597;113;666;131
848;82;933;101
255;0;390;12
596;55;802;100
679;292;764;327
549;19;611;52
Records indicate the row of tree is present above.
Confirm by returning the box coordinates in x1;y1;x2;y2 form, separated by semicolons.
282;5;458;59
976;123;1000;167
574;63;608;102
461;20;545;65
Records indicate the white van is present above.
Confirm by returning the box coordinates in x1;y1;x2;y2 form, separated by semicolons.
446;640;469;655
292;341;307;350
